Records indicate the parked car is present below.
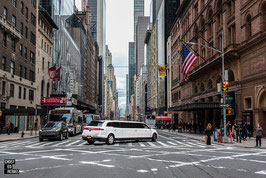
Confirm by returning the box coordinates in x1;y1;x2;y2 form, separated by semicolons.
82;120;158;145
39;121;69;141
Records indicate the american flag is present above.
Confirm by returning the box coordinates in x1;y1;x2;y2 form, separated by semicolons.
182;43;198;79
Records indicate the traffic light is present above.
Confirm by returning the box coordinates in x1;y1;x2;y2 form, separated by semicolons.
223;81;229;92
226;108;234;116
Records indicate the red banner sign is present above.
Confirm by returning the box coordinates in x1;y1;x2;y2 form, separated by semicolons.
41;97;67;104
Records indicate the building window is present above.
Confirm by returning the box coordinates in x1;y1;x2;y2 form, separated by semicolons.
30;32;36;45
32;0;36;8
18;86;22;99
30;51;35;64
24;67;27;79
31;13;36;26
24;47;27;59
41;80;44;97
20;44;23;56
4;7;8;19
2;81;6;96
29;70;35;82
261;2;266;31
23;88;26;99
244;97;252;109
25;26;28;38
12;15;16;27
29;89;34;101
20;22;24;35
48;61;50;68
10;84;14;97
25;7;28;19
47;83;50;97
1;103;6;109
19;65;22;77
41;39;43;48
2;57;6;71
12;0;17;7
42;58;44;69
246;15;252;40
3;32;7;47
10;61;15;74
21;2;24;14
11;39;16;52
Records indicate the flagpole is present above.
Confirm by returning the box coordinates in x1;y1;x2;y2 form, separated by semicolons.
185;31;228;143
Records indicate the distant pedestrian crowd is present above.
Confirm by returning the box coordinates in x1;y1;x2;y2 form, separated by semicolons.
156;121;263;147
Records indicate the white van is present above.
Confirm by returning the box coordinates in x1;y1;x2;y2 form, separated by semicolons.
82;120;158;144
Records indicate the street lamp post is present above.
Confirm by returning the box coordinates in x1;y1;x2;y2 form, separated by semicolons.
186;32;228;142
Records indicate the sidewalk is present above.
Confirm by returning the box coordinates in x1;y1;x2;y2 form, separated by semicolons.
0;131;39;142
160;129;266;149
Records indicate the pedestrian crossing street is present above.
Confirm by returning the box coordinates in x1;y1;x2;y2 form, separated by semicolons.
0;138;226;149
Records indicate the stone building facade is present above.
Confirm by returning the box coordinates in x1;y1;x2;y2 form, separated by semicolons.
170;0;266;135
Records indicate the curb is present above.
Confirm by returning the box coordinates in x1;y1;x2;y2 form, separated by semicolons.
0;136;39;142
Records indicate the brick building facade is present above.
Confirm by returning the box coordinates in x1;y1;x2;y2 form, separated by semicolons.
0;0;37;131
170;0;266;135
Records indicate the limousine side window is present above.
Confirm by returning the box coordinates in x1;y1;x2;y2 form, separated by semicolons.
106;122;113;127
88;121;104;127
143;124;150;129
112;122;120;128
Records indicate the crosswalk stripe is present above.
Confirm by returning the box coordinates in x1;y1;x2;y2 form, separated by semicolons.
186;142;206;147
40;142;54;147
138;142;145;147
65;140;81;146
53;140;72;147
167;141;178;146
147;142;156;147
174;140;193;147
114;143;119;146
157;141;169;147
26;142;45;147
77;141;87;146
128;142;133;146
0;141;31;147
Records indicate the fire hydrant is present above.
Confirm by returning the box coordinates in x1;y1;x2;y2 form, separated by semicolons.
21;131;25;138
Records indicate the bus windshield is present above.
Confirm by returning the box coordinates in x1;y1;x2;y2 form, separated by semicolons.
49;114;73;124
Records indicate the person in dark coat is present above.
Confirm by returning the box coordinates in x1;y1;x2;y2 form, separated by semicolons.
256;123;263;148
205;123;213;145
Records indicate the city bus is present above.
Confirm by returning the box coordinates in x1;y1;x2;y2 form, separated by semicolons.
48;108;83;135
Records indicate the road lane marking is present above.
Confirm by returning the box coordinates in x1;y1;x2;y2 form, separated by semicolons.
255;170;266;175
147;142;156;147
65;140;81;146
53;140;72;147
26;142;46;147
167;141;178;146
139;142;145;147
157;141;169;147
40;142;54;147
186;142;206;148
114;143;120;146
174;140;193;147
77;141;87;146
128;142;133;146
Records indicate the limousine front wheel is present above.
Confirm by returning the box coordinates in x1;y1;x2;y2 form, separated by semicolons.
152;133;157;142
107;134;115;145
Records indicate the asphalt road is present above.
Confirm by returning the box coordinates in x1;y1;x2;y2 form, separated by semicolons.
0;130;266;178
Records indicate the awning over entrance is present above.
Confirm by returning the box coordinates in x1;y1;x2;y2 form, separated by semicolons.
156;116;172;121
168;102;221;111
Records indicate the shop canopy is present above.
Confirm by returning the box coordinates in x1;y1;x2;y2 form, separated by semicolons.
156;116;172;121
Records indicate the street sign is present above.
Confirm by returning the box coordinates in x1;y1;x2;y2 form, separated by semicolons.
220;104;230;108
225;97;233;100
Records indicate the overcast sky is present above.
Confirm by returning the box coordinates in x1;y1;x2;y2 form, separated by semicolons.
75;0;150;115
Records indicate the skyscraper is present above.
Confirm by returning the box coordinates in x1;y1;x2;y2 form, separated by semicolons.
128;42;136;99
134;0;144;41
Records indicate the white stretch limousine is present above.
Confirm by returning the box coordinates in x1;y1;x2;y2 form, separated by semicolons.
82;120;158;144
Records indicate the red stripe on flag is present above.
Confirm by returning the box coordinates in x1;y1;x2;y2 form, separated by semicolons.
182;52;192;72
183;55;196;75
185;57;198;75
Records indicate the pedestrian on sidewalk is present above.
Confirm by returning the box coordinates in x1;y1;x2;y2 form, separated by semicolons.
255;123;263;148
205;123;212;145
7;121;11;135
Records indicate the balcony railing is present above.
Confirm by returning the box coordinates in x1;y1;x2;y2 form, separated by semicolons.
0;15;21;40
